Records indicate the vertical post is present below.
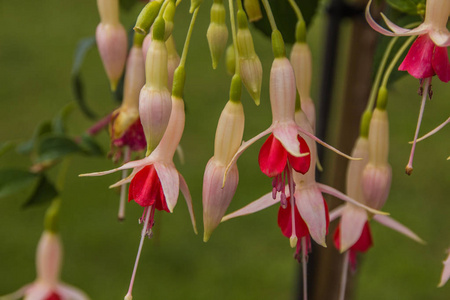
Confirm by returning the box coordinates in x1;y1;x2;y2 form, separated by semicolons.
299;0;380;299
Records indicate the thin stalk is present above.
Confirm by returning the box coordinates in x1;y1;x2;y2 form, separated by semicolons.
261;0;278;31
380;36;415;89
287;0;304;24
301;237;308;300
118;147;131;221
228;0;240;75
179;7;200;67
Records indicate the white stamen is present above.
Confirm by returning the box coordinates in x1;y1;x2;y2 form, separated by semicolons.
126;206;153;299
406;77;431;175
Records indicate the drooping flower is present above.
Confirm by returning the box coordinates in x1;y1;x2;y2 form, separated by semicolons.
203;91;245;242
366;0;450;80
366;0;450;173
438;249;450;287
81;94;196;299
1;231;89;300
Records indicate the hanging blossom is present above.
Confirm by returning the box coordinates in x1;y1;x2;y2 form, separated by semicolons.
1;231;89;300
366;0;450;81
223;111;386;255
224;56;355;205
366;0;450;174
439;249;450;287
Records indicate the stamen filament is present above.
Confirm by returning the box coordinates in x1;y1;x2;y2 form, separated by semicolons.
338;251;350;300
406;77;431;175
118;147;131;221
125;206;153;299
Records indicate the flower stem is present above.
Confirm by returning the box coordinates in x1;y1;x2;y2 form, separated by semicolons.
179;7;200;68
261;0;277;31
125;206;153;299
287;0;304;25
338;251;349;300
406;77;431;175
228;0;240;76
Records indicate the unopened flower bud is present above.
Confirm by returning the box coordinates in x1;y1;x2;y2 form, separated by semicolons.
270;57;296;123
237;10;262;105
190;0;203;13
225;44;235;75
362;108;392;210
290;42;316;129
134;0;163;35
214;99;245;165
207;0;228;69
163;0;176;40
244;0;262;22
95;0;128;91
140;39;171;153
37;231;62;285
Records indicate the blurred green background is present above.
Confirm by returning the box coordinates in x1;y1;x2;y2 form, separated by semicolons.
0;0;449;299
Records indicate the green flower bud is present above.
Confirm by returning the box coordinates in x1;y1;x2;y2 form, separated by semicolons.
163;0;176;40
244;0;262;22
225;44;235;75
134;0;163;35
207;1;228;69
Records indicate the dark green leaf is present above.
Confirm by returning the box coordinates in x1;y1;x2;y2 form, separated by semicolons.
23;175;58;207
0;169;39;198
53;102;76;135
16;121;52;155
79;134;104;156
120;0;141;11
37;135;83;163
0;141;15;157
252;0;319;44
387;0;425;15
71;36;97;119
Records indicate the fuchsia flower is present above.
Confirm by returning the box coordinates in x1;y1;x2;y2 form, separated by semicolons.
81;96;196;299
439;249;450;287
1;231;89;300
366;0;450;81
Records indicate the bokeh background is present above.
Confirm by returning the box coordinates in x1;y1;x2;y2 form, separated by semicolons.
0;0;449;299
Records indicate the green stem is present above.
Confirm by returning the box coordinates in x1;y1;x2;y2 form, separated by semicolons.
261;0;277;31
228;0;240;76
179;8;200;67
236;0;243;10
287;0;304;24
380;35;415;89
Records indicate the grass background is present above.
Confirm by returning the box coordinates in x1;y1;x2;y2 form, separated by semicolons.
0;0;449;299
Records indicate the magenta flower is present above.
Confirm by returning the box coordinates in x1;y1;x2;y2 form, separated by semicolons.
1;231;89;300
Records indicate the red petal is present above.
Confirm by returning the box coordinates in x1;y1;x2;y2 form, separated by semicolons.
399;35;436;79
432;46;450;83
128;165;167;210
287;136;311;174
350;221;373;253
258;134;288;177
277;197;309;238
46;292;62;300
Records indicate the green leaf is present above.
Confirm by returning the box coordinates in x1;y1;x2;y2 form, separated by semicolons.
387;0;425;15
52;102;76;135
71;36;97;119
0;169;39;198
252;0;319;44
23;175;58;208
16;121;53;155
37;135;83;163
79;134;104;156
0;141;15;157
